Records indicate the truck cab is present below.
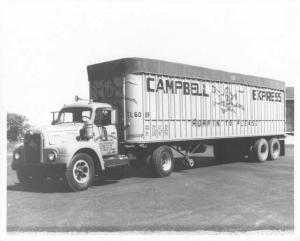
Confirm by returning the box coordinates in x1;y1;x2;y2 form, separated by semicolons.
11;99;129;191
54;101;119;156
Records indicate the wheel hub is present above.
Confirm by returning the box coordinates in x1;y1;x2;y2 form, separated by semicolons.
161;152;172;171
73;160;90;183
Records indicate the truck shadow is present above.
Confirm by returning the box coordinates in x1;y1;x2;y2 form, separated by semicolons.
7;178;120;193
93;157;219;181
7;180;72;193
121;156;236;178
174;156;221;171
7;156;240;193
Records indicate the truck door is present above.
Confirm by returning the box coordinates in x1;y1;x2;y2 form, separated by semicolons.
94;108;118;156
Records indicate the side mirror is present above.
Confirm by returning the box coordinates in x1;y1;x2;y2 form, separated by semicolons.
51;111;59;125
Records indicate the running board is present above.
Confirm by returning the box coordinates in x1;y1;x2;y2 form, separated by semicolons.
104;155;130;168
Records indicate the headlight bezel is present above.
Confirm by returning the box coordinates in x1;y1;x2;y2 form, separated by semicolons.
14;152;20;160
47;150;58;162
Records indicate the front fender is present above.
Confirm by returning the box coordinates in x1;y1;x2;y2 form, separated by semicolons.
54;141;104;170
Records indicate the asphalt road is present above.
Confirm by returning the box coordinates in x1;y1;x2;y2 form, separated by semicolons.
7;145;294;232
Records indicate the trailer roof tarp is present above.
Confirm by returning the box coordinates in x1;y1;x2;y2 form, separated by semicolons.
87;58;285;91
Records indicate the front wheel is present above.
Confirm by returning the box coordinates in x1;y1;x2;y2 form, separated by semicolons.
151;145;174;177
66;153;95;191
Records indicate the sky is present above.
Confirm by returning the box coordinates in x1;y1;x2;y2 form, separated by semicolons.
1;0;299;126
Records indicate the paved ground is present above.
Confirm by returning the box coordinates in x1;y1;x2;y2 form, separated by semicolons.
7;145;294;232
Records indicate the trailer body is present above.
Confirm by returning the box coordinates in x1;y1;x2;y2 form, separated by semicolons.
88;58;285;144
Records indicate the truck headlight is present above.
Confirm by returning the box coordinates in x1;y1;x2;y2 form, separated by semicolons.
47;151;57;162
14;152;20;160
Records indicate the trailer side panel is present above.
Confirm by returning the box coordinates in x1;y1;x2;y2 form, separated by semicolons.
124;74;285;143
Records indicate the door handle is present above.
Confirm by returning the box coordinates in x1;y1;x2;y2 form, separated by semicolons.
111;132;116;134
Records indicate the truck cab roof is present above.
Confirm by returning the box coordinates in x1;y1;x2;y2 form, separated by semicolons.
62;102;113;111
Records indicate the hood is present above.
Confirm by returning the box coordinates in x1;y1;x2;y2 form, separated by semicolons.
32;123;84;145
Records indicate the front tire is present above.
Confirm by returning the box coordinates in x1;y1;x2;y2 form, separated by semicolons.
66;153;95;191
151;145;174;177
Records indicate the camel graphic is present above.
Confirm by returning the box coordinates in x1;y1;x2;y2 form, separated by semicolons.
212;85;245;113
90;79;138;104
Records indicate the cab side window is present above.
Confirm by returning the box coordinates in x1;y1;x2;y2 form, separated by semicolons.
94;108;111;126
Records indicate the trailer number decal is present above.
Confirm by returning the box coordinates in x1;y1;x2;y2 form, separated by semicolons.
127;111;142;118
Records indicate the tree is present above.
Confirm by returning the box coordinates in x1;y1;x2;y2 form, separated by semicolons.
7;113;30;142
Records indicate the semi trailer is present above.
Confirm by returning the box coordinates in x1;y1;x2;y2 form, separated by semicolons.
12;58;286;191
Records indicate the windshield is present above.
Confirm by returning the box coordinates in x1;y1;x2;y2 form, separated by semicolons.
56;107;92;124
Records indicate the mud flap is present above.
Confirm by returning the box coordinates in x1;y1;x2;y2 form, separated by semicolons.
280;139;285;156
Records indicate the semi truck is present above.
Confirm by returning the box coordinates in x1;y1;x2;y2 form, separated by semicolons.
12;58;286;191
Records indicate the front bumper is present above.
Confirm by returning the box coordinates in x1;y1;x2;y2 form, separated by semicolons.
11;162;66;177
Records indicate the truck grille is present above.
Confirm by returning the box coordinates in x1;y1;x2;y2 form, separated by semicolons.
24;133;43;164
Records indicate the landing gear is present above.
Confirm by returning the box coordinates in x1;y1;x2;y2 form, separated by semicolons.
179;142;206;168
140;143;204;176
184;157;195;168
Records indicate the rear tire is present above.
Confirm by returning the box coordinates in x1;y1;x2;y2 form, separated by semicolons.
250;138;269;162
268;138;280;160
66;153;95;191
151;145;174;177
